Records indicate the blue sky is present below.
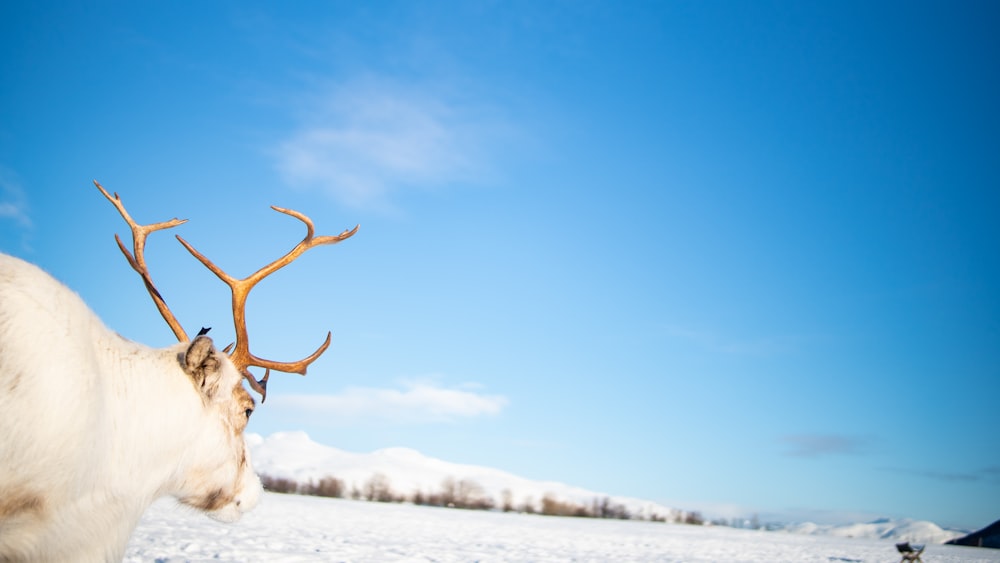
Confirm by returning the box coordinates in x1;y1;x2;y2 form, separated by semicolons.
2;1;997;530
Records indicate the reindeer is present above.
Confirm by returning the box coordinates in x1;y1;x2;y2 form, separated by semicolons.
0;181;357;562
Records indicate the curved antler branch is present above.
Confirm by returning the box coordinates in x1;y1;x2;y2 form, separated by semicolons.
94;180;189;342
176;206;358;401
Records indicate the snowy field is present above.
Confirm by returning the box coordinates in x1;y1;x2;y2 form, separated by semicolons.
126;492;998;563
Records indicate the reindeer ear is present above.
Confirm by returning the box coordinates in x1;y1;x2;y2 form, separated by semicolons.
182;335;223;397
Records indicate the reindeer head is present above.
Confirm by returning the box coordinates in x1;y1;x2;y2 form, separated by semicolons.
174;333;261;521
95;180;357;520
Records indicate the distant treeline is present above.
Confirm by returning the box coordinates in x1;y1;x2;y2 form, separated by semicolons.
259;473;694;524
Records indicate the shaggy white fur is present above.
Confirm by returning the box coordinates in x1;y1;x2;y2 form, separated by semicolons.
0;253;261;562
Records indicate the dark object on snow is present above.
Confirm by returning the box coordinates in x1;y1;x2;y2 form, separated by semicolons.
896;542;924;562
946;518;1000;549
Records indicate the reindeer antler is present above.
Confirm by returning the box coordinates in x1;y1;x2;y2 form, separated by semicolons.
94;180;190;342
97;180;358;402
176;207;359;402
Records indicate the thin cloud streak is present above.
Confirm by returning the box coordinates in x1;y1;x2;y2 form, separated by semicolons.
780;434;871;458
271;379;508;423
664;324;813;358
0;167;31;229
0;166;33;253
0;203;29;225
887;465;1000;483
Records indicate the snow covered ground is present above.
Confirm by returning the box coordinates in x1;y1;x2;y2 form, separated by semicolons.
125;492;1000;563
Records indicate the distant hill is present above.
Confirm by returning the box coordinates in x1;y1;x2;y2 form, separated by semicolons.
778;518;964;545
247;431;966;545
247;431;677;521
946;519;1000;549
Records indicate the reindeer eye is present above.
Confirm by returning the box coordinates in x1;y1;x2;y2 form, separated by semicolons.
244;408;253;419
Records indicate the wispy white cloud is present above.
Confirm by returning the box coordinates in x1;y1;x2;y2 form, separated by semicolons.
780;433;872;458
0;166;31;229
274;77;509;211
271;378;508;423
0;166;33;253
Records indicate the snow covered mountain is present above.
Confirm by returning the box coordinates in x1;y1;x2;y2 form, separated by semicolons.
247;431;966;545
778;518;965;544
247;431;675;521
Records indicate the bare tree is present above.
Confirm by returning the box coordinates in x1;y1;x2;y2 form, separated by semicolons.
260;474;298;494
519;496;537;514
363;473;396;502
541;494;589;517
454;479;494;510
501;489;514;512
302;476;345;498
684;511;704;525
439;476;458;507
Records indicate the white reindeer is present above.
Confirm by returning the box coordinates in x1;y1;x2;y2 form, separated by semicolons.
0;181;357;562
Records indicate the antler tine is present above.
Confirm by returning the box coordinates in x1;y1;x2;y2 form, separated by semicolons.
175;206;358;402
94;180;190;342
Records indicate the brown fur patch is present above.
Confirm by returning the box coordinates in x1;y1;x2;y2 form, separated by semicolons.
182;488;233;512
0;490;45;519
232;386;255;435
233;385;254;408
6;370;23;394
